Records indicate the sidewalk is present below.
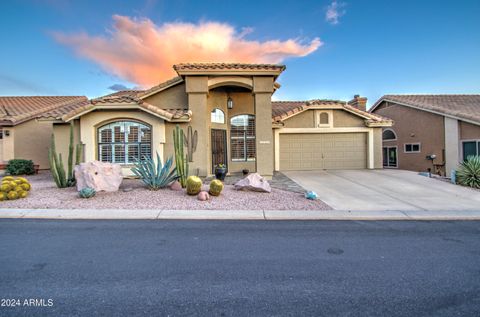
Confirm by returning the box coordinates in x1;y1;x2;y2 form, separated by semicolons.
1;209;480;220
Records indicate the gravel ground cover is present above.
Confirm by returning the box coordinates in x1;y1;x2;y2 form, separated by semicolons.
0;172;331;210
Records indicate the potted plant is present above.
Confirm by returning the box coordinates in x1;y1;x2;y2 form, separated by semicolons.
214;164;227;181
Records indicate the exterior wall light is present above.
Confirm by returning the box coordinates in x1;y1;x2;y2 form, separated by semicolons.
227;96;233;109
5;130;10;137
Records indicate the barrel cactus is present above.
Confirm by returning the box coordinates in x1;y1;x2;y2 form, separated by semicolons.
79;187;96;199
0;176;31;201
7;191;19;200
209;179;224;196
186;176;202;195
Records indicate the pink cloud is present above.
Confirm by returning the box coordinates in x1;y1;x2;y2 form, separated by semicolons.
52;15;322;87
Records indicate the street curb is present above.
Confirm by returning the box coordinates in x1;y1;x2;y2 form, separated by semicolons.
1;209;480;221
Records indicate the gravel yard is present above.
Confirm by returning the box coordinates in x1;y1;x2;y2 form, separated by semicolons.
0;172;331;210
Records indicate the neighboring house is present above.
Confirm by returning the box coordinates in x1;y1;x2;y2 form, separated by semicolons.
0;96;88;169
370;95;480;176
2;63;393;177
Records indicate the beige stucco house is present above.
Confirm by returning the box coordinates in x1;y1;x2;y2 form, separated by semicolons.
370;95;480;176
0;96;88;169
2;63;393;177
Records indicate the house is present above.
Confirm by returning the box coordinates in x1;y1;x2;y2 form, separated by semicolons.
0;96;88;169
2;63;393;177
370;95;480;176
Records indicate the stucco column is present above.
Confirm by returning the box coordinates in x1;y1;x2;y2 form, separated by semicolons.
253;77;274;177
444;117;459;176
186;76;209;176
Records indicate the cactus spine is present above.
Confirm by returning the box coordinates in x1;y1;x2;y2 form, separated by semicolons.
209;179;224;196
183;126;198;162
49;122;82;188
186;176;202;195
173;125;189;188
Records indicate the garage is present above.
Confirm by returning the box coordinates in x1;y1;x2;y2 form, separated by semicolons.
279;133;367;171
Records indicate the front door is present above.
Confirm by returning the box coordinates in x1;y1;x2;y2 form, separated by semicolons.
383;146;397;168
211;129;227;173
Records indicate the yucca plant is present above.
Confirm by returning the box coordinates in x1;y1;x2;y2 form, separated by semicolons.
456;155;480;189
131;152;178;190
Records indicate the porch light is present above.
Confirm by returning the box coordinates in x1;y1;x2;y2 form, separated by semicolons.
227;96;233;109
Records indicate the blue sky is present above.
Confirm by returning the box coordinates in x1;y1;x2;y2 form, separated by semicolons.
0;0;479;107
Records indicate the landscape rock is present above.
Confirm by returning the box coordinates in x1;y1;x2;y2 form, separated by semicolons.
169;180;183;191
234;173;271;193
197;191;210;201
74;161;123;192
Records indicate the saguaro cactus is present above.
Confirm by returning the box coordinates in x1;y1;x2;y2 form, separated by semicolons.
49;122;83;188
173;125;189;188
183;125;198;162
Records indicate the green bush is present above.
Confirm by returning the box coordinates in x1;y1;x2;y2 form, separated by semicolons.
457;156;480;189
6;159;35;175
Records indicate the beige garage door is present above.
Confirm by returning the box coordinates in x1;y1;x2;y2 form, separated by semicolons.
279;133;367;171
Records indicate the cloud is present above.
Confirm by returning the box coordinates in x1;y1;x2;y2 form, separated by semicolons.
108;84;130;91
52;15;322;87
326;1;346;25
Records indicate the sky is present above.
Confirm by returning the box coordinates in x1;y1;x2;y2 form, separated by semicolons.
0;0;479;107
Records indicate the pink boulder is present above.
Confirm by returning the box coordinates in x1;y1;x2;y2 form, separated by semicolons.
169;181;183;191
197;191;210;201
234;173;271;193
74;161;123;192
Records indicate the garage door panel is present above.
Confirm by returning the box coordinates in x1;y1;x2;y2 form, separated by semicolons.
279;133;367;171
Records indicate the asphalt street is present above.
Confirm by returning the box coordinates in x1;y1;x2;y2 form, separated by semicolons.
0;219;479;316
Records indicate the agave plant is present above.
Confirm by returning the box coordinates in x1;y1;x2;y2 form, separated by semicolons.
456;155;480;189
131;152;179;190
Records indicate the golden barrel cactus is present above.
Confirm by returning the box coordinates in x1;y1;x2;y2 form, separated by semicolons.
209;179;224;196
186;176;202;195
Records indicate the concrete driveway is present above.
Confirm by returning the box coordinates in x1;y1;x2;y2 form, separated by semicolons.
283;169;480;211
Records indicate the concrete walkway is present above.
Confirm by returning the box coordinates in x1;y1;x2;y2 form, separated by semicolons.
1;208;480;220
284;169;480;211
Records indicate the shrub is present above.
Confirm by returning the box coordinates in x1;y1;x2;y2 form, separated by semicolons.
6;159;35;175
131;152;178;190
456;156;480;189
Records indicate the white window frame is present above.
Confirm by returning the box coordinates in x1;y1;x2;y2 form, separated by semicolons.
211;108;225;124
230;114;256;162
461;139;480;160
382;128;397;142
404;143;421;153
383;146;398;168
97;120;152;165
315;110;333;128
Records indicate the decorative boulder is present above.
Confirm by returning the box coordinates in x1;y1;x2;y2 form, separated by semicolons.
234;173;271;193
169;180;183;191
74;161;123;192
197;191;210;201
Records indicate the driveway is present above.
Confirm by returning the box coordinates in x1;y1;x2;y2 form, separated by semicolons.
284;169;480;211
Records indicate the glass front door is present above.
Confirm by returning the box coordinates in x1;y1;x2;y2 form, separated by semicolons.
383;146;397;168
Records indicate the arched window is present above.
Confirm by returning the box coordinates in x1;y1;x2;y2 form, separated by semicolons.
382;129;397;141
319;112;329;124
211;108;225;124
98;121;151;164
230;115;255;161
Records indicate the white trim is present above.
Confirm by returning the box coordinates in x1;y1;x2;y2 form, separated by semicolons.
274;127;374;170
370;98;480;127
314;110;333;128
460;139;480;161
382;146;398;168
382;128;397;142
403;142;421;153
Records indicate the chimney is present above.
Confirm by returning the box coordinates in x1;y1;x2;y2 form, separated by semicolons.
348;94;367;112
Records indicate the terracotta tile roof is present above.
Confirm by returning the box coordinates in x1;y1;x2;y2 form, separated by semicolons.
101;90;144;98
0;96;87;125
137;76;183;98
62;96;191;122
173;63;286;72
272;99;392;125
373;95;480;124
